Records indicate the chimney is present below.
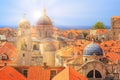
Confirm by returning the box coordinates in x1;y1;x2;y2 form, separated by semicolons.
4;63;7;66
43;62;48;69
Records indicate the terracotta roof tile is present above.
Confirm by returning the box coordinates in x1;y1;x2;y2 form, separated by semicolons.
0;42;17;63
0;66;26;80
27;66;50;80
52;66;88;80
106;52;120;63
96;29;108;34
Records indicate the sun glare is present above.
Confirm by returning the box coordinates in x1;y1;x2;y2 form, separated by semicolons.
33;11;42;21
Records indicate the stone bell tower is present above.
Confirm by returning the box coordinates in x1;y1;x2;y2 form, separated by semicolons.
17;15;32;66
111;16;120;40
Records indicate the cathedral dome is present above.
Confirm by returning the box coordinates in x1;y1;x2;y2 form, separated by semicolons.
44;43;56;51
37;9;52;25
19;17;30;25
83;43;103;56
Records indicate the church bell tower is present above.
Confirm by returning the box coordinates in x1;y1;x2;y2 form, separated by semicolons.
17;15;32;66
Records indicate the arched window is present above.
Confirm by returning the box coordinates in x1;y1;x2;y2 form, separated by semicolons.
95;70;102;78
87;70;93;78
21;39;27;50
23;53;25;57
85;58;87;61
87;70;102;78
0;53;8;60
33;44;39;50
113;32;115;35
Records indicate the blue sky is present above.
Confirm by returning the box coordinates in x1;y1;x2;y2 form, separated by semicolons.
0;0;120;28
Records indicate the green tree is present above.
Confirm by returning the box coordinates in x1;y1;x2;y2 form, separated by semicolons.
91;22;106;29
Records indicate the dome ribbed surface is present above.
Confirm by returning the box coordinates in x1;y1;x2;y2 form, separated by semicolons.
83;43;103;56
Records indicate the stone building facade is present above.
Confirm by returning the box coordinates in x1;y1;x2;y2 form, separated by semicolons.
16;9;68;66
4;8;120;80
111;16;120;40
17;17;32;66
56;41;120;80
78;43;120;80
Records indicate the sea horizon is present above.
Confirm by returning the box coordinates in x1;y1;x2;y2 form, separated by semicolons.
0;25;110;30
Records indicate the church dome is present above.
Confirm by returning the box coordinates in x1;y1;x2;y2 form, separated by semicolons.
19;17;30;25
37;9;52;25
83;43;103;56
44;43;56;51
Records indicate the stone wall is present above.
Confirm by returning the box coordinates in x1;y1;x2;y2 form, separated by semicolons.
111;16;120;40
